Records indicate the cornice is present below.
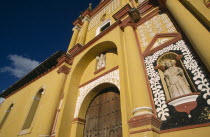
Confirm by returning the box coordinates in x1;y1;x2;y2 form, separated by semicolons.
57;65;71;75
113;4;132;21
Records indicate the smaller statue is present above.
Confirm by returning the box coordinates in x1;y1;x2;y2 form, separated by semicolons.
163;60;192;98
88;3;92;11
96;54;106;70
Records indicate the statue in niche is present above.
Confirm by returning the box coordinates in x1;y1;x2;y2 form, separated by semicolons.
163;60;192;98
96;54;106;70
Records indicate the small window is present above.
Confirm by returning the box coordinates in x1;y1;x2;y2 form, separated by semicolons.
100;22;110;32
0;104;13;129
96;20;111;36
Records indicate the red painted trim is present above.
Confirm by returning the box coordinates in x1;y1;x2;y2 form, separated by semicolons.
144;33;181;53
4;66;58;99
143;33;182;57
136;7;160;26
133;28;157;116
94;67;106;75
130;128;160;134
72;117;86;123
71;20;121;58
113;4;131;21
79;66;119;88
160;123;210;133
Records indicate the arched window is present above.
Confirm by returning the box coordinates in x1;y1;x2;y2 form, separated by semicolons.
21;89;44;130
96;19;111;35
0;104;13;129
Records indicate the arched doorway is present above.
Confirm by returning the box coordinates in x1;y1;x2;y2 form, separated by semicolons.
83;87;122;137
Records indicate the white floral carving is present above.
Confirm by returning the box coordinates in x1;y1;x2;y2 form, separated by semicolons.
138;13;177;47
144;40;210;121
74;69;120;118
88;0;120;31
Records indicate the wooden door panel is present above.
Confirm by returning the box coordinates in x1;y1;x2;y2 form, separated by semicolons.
84;89;122;137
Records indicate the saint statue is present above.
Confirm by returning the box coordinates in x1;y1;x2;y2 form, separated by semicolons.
96;54;106;70
163;60;192;98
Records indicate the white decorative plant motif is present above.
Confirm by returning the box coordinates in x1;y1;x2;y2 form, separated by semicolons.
144;40;210;121
138;13;177;47
74;69;120;118
88;0;120;31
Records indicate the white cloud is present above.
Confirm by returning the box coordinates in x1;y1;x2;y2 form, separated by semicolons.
0;55;40;78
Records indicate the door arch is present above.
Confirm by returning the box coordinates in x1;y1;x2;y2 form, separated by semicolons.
83;87;122;137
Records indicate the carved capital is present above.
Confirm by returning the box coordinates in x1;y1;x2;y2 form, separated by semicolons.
132;107;153;116
128;114;162;129
57;65;71;75
119;17;136;31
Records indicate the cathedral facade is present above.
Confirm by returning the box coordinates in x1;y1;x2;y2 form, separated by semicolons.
0;0;210;137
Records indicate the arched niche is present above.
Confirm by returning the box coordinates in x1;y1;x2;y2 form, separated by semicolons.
156;52;197;100
59;41;118;137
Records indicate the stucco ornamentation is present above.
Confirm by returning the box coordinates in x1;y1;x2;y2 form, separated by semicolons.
144;40;210;121
74;69;120;118
88;0;120;31
138;14;176;47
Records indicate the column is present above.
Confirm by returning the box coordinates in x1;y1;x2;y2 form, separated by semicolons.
166;0;210;70
121;23;161;137
67;25;81;51
78;16;90;45
123;24;152;115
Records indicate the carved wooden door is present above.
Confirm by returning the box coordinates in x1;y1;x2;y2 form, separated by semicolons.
83;89;122;137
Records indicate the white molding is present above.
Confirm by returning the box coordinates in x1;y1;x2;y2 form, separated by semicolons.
168;95;199;106
132;107;153;116
74;69;120;118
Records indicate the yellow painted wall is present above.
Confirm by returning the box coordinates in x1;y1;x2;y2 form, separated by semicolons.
0;68;66;137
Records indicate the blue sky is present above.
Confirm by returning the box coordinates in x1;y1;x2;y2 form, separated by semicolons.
0;0;99;93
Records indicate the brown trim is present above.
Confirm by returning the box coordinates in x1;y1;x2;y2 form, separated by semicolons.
143;33;182;57
113;4;131;21
128;114;162;129
73;18;83;26
206;2;210;8
130;128;160;134
57;65;71;75
90;0;112;17
79;66;119;88
70;20;121;58
57;54;73;66
119;17;136;31
137;0;150;10
94;67;106;75
5;66;58;99
68;43;83;56
72;118;86;123
144;33;182;53
136;7;160;26
133;27;157;115
81;9;91;17
156;0;167;9
160;123;210;133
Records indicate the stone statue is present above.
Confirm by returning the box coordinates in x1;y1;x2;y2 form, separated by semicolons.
163;60;191;98
96;54;106;70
